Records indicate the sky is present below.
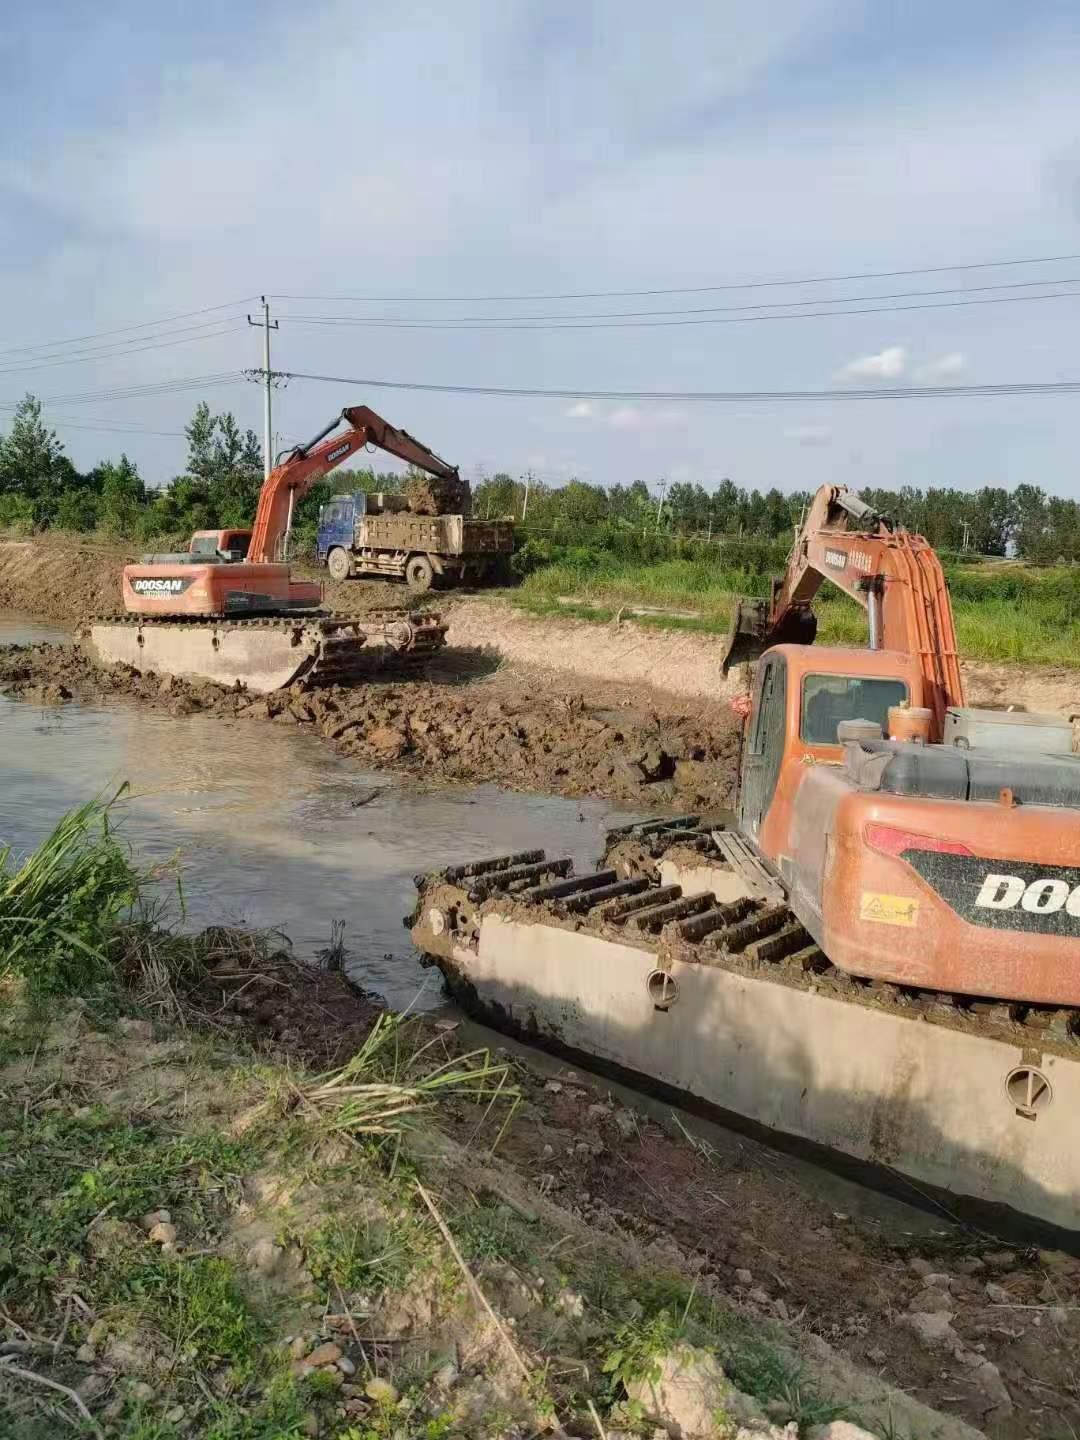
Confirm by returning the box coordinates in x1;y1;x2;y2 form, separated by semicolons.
2;0;1080;502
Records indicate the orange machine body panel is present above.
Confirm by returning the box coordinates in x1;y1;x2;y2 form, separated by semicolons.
742;644;1080;1003
792;774;1080;1003
121;561;321;617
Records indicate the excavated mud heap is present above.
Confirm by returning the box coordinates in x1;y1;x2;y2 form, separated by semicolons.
403;472;472;515
0;642;740;809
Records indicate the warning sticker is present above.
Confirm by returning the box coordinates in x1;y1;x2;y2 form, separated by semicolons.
859;892;919;927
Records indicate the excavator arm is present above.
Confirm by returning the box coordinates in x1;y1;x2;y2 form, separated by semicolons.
722;484;965;734
247;405;459;565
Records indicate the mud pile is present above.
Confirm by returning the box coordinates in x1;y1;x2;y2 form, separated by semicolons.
403;471;472;515
0;642;740;809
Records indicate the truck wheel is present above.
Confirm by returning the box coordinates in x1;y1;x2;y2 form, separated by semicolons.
405;555;435;592
327;547;351;581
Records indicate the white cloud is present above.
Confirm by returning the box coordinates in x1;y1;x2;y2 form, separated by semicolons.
784;423;833;446
916;351;968;380
835;346;907;382
608;405;687;430
565;400;593;418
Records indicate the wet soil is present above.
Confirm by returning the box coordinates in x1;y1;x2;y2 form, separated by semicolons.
505;1064;1080;1440
0;641;741;812
209;945;1080;1440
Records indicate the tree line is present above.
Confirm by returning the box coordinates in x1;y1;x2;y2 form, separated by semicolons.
472;474;1080;565
1;392;1079;565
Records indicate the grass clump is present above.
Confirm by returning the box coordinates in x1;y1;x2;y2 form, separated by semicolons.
294;1212;419;1299
271;1012;520;1143
123;1256;266;1381
0;794;142;998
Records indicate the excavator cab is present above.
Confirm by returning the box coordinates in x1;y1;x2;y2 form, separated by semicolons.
189;529;252;563
737;645;919;851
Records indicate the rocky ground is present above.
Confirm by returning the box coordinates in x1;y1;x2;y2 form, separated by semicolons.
0;640;742;813
1;930;1004;1440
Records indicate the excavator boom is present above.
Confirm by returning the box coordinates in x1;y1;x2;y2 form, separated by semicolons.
248;405;459;565
721;484;964;735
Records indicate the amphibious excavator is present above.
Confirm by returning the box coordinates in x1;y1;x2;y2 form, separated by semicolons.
411;485;1080;1232
85;406;456;691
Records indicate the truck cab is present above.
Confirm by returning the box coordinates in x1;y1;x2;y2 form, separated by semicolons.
316;494;366;568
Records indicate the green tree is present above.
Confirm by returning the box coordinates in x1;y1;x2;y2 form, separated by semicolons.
95;456;147;536
0;394;79;524
180;402;263;527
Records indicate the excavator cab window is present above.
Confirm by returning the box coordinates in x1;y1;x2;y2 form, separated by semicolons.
739;654;787;838
800;674;908;745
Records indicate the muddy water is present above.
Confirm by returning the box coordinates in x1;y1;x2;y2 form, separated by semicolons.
0;616;637;1008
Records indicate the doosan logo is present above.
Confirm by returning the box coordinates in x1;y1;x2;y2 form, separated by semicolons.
326;442;351;462
975;872;1080;918
132;577;187;594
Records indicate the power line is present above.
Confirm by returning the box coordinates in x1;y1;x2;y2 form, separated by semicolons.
276;368;1080;403
0;371;245;409
27;417;186;439
0;296;259;360
275;272;1080;325
269;251;1080;304
279;287;1080;333
0;323;249;378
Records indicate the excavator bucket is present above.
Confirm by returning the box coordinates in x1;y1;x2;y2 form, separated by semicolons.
84;612;446;693
720;598;770;675
720;598;817;675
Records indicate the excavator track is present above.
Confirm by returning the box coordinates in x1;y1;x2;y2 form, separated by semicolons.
84;609;446;693
410;820;1080;1233
411;817;1080;1058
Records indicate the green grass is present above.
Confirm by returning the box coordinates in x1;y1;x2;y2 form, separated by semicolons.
511;556;1080;666
0;793;143;997
0;1107;254;1317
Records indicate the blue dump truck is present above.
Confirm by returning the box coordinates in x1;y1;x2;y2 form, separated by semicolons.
316;492;514;592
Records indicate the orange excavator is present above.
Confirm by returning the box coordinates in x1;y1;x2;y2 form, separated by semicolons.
85;406;456;691
716;483;1080;1003
410;485;1080;1230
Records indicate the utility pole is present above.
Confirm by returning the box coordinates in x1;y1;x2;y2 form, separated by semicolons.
247;297;279;481
655;477;668;532
521;470;533;522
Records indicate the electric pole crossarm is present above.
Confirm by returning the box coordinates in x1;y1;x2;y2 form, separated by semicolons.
247;296;280;481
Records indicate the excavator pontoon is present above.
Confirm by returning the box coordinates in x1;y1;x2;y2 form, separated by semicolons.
410;486;1080;1233
86;406;456;691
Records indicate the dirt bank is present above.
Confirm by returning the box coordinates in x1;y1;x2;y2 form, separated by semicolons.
0;641;741;812
200;941;1080;1439
0;921;1013;1440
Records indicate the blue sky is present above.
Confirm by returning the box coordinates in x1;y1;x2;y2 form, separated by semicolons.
2;1;1080;500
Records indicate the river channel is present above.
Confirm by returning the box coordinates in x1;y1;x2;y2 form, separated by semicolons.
0;615;637;1009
